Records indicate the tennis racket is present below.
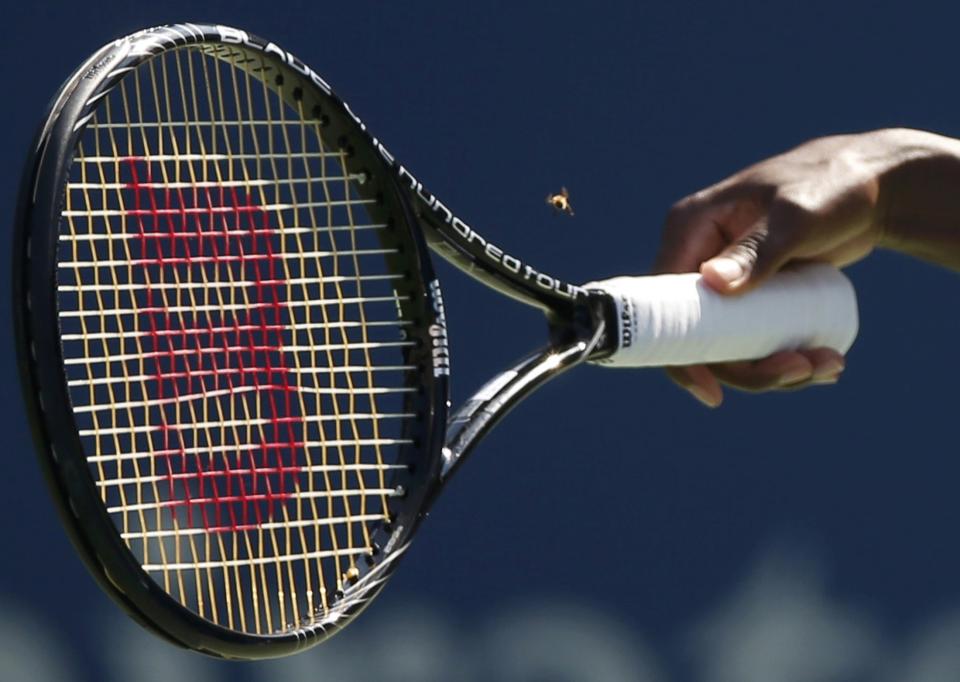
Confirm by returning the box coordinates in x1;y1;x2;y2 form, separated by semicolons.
13;23;858;659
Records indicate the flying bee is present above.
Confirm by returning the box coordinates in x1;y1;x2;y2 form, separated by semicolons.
546;187;574;216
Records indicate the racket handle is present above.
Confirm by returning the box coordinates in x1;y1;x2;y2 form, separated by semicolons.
585;263;858;367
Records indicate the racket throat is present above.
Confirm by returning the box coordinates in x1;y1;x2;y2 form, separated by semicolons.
438;337;599;485
548;292;618;361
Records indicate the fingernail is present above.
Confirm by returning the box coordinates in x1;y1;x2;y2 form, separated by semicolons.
811;373;840;385
688;385;721;408
708;257;745;285
778;367;812;387
812;358;845;382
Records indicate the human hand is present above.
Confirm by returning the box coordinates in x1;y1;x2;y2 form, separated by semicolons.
654;133;887;407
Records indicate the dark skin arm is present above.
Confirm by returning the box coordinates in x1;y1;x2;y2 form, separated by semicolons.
655;128;960;407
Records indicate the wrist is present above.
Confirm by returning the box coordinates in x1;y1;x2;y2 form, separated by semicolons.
869;128;960;267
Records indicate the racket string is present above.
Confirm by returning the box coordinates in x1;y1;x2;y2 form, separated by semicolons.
57;46;415;634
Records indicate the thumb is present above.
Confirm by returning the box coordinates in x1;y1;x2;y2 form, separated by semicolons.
700;221;792;294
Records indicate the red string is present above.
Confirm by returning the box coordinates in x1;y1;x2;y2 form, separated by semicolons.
125;157;304;533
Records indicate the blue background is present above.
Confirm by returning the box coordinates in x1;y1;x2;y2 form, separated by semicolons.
3;2;959;681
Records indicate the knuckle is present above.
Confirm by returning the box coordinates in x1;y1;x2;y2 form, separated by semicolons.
731;230;767;260
661;209;687;237
657;217;693;258
664;193;704;227
660;195;711;249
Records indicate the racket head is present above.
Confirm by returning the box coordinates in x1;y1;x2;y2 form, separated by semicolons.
14;24;448;659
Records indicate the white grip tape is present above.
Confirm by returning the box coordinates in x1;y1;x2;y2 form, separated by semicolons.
585;263;858;367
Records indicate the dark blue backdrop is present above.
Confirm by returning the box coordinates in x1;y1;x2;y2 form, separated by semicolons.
3;2;959;681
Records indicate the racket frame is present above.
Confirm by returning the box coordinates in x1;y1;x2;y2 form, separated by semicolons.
13;23;610;659
14;25;452;658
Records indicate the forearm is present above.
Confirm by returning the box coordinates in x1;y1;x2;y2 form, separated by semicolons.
874;128;960;271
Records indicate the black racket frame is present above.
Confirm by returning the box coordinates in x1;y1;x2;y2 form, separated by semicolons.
12;23;611;659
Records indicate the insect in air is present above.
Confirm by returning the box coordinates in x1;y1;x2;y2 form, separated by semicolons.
546;187;574;216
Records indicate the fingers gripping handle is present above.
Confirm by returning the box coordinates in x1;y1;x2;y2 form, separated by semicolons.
586;263;858;367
